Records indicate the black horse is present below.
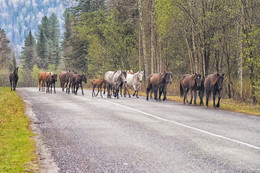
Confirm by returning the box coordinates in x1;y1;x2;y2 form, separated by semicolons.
204;72;224;108
9;67;19;91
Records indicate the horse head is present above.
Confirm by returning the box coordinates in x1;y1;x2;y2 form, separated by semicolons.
216;73;224;90
52;74;58;82
137;71;144;82
82;74;87;84
165;71;173;84
14;66;19;75
194;73;202;87
121;71;127;83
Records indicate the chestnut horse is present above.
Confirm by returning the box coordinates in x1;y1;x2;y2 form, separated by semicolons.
146;71;172;101
38;72;49;92
9;67;19;91
59;71;70;92
180;73;202;105
204;72;224;108
46;73;58;93
91;79;104;97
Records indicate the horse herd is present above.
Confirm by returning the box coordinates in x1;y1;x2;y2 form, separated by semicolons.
9;67;224;108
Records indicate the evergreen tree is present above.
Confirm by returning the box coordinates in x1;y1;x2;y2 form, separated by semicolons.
20;30;38;70
36;29;49;68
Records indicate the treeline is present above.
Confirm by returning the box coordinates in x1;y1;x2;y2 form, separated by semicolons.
61;0;259;103
0;29;16;86
1;0;259;103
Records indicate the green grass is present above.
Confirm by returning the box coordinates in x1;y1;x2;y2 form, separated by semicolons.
0;87;39;172
137;91;260;116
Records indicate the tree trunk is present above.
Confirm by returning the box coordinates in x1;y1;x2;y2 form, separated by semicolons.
139;0;149;79
150;0;156;74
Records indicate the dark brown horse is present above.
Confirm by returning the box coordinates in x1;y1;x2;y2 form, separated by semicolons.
180;73;202;105
59;71;70;92
66;71;76;94
71;74;87;95
204;72;224;108
9;67;19;91
91;79;104;97
146;71;172;101
46;72;58;93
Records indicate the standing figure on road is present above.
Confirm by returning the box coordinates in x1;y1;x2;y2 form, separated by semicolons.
91;78;104;97
9;66;19;91
180;73;202;105
204;72;224;108
104;70;127;99
124;71;144;98
146;71;172;101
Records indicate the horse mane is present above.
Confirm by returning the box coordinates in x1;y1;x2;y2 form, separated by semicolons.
212;72;219;86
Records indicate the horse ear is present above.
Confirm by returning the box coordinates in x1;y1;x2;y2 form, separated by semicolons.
217;73;219;77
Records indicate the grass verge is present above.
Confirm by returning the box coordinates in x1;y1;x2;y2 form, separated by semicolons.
0;87;39;172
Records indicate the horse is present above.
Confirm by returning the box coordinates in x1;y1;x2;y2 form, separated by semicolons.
104;70;127;99
124;71;144;98
66;71;77;94
91;79;104;97
146;71;172;101
46;73;58;93
59;71;70;92
204;72;224;108
38;72;49;92
9;67;19;91
71;74;87;95
180;73;202;105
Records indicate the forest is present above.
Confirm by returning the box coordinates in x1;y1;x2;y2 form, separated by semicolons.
0;0;259;104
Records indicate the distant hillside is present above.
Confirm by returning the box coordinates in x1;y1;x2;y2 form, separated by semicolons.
0;0;75;55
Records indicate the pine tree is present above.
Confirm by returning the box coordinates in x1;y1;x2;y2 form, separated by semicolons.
20;30;38;70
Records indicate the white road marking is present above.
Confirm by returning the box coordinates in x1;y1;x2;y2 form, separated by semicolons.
101;99;260;151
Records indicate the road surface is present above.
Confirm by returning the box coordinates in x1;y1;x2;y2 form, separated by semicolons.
18;88;260;173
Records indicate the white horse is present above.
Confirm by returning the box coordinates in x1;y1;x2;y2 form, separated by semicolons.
124;71;144;98
104;70;127;98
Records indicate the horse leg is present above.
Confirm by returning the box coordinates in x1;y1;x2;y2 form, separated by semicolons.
199;88;204;105
10;81;13;91
206;90;210;107
146;84;152;100
213;90;217;109
154;88;158;101
92;85;95;97
50;83;52;93
54;83;56;94
14;80;17;91
194;89;197;105
216;90;221;108
159;88;162;101
190;89;193;105
163;87;167;101
81;83;84;96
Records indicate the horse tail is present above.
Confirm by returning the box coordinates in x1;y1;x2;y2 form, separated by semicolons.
180;79;184;96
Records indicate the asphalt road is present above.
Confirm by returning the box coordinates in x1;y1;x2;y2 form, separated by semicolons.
18;88;260;173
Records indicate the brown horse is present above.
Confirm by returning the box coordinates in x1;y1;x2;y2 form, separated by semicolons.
66;71;77;94
180;73;202;105
91;79;104;97
59;71;70;92
38;72;49;91
9;66;19;91
46;73;58;93
70;74;87;95
146;71;172;101
204;72;224;108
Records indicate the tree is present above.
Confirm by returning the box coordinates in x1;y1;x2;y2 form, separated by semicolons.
20;30;39;70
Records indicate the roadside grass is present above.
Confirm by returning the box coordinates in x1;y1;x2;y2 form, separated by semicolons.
0;87;39;172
